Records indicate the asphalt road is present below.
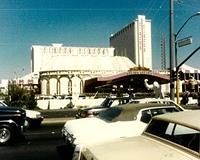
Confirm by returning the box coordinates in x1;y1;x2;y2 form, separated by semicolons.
0;122;72;160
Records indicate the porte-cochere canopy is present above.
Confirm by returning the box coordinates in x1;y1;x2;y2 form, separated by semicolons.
84;70;170;93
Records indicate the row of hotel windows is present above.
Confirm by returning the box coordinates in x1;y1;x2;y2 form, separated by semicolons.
41;47;111;56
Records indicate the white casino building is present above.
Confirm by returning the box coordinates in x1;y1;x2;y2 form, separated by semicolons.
110;15;152;69
31;44;135;97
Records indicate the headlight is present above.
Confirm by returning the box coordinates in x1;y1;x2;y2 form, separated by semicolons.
62;128;76;143
67;132;75;143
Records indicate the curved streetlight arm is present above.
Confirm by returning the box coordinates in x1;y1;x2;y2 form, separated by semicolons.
174;11;200;103
175;12;200;39
175;12;200;68
176;45;200;71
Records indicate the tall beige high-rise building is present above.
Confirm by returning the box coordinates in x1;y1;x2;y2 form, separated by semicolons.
110;15;152;69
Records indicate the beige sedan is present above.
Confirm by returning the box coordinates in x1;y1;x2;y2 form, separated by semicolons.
81;110;200;160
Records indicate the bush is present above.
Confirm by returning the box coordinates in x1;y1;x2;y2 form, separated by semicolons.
4;84;37;109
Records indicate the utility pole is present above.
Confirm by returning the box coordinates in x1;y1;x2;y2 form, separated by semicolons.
169;0;175;100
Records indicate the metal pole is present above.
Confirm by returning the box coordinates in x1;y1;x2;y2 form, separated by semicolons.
174;12;200;103
175;45;200;103
176;46;200;70
175;37;179;103
169;0;175;100
175;68;180;104
176;12;200;37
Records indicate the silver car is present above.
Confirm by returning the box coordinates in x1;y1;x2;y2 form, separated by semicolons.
81;110;200;160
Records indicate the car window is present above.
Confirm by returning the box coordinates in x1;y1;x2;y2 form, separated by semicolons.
140;107;180;123
146;120;200;153
140;109;152;123
101;98;131;108
110;100;119;107
129;100;140;104
100;98;113;107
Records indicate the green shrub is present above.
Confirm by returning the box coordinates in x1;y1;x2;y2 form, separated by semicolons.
4;84;37;109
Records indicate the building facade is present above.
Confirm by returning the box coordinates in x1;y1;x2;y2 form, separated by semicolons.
31;44;135;97
179;64;200;93
0;79;9;94
110;15;152;69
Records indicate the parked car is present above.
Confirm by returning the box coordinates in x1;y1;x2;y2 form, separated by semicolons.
81;110;200;160
24;109;43;128
0;102;26;145
0;100;43;128
131;98;189;109
75;96;133;118
129;97;183;106
62;102;184;160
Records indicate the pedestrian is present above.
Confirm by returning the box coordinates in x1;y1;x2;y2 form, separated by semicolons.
180;91;189;105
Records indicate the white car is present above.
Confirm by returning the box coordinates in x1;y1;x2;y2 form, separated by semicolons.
129;98;183;106
81;110;200;160
0;100;43;128
76;96;132;118
62;102;184;160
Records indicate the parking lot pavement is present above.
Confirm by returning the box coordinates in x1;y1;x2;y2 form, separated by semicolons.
0;122;67;160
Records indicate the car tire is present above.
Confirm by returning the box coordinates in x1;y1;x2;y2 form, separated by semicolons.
0;125;14;145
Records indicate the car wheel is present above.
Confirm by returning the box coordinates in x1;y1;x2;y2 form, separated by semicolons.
0;125;13;145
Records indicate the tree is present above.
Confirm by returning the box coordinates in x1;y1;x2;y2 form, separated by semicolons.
4;84;37;109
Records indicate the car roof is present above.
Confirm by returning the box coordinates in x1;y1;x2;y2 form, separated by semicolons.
152;110;200;131
117;103;180;112
101;103;180;122
105;96;132;100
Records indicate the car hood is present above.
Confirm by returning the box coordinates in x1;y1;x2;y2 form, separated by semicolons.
84;136;197;160
63;118;147;145
0;106;25;114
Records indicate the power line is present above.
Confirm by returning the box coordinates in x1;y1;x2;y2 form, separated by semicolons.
151;0;168;18
144;0;157;15
0;8;169;11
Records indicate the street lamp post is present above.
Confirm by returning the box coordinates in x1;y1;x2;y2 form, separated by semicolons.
174;12;200;103
175;12;200;68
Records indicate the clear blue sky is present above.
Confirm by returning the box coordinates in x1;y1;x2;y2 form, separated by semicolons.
0;0;200;79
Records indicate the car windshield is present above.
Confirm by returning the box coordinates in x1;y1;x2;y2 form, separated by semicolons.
98;107;122;122
145;119;200;153
0;101;7;107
